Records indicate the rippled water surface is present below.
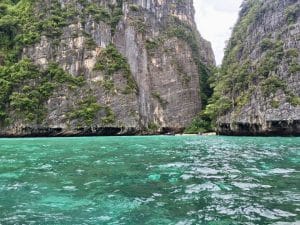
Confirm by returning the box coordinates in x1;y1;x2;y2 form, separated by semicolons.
0;136;299;225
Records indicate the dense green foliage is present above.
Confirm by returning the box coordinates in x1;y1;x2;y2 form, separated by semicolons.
68;95;115;126
0;0;75;57
94;44;137;94
0;0;82;124
0;0;37;63
0;0;88;123
184;112;213;134
0;0;125;126
80;0;123;35
285;3;300;24
0;58;84;123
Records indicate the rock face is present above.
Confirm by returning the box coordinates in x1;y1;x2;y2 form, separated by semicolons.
213;0;300;136
0;0;214;136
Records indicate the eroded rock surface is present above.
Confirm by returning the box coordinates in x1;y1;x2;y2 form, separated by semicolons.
215;0;300;135
0;0;214;136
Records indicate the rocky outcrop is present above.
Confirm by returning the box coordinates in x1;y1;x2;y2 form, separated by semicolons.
211;0;300;136
0;0;215;136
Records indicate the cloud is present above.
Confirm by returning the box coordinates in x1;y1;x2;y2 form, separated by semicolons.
194;0;243;65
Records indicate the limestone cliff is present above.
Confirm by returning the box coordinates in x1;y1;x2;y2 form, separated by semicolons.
0;0;215;136
208;0;300;135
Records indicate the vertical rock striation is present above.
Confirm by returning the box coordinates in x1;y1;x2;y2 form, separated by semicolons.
210;0;300;136
0;0;215;136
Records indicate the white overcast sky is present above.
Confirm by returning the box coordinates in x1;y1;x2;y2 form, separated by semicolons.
194;0;243;65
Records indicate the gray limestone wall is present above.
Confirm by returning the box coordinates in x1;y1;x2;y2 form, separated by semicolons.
0;0;215;136
217;0;300;136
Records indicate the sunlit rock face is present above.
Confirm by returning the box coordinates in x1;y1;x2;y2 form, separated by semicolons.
0;0;214;136
216;0;300;136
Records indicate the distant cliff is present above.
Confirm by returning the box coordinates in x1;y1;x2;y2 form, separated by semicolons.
0;0;215;136
207;0;300;135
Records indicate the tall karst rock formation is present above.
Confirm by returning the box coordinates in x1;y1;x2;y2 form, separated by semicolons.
210;0;300;135
0;0;215;136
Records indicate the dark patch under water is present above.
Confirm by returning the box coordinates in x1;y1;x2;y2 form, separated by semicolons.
0;136;299;225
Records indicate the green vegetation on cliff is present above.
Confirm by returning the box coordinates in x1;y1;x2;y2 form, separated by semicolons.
94;43;138;94
205;0;299;123
0;59;84;124
1;0;215;133
0;0;127;127
68;95;115;126
80;0;123;34
166;17;213;106
145;16;214;106
0;0;84;124
186;0;300;134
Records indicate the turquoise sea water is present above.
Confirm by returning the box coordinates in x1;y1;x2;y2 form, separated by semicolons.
0;136;299;225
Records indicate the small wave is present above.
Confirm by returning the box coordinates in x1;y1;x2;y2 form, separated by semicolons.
268;168;296;174
232;182;271;190
185;182;221;194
